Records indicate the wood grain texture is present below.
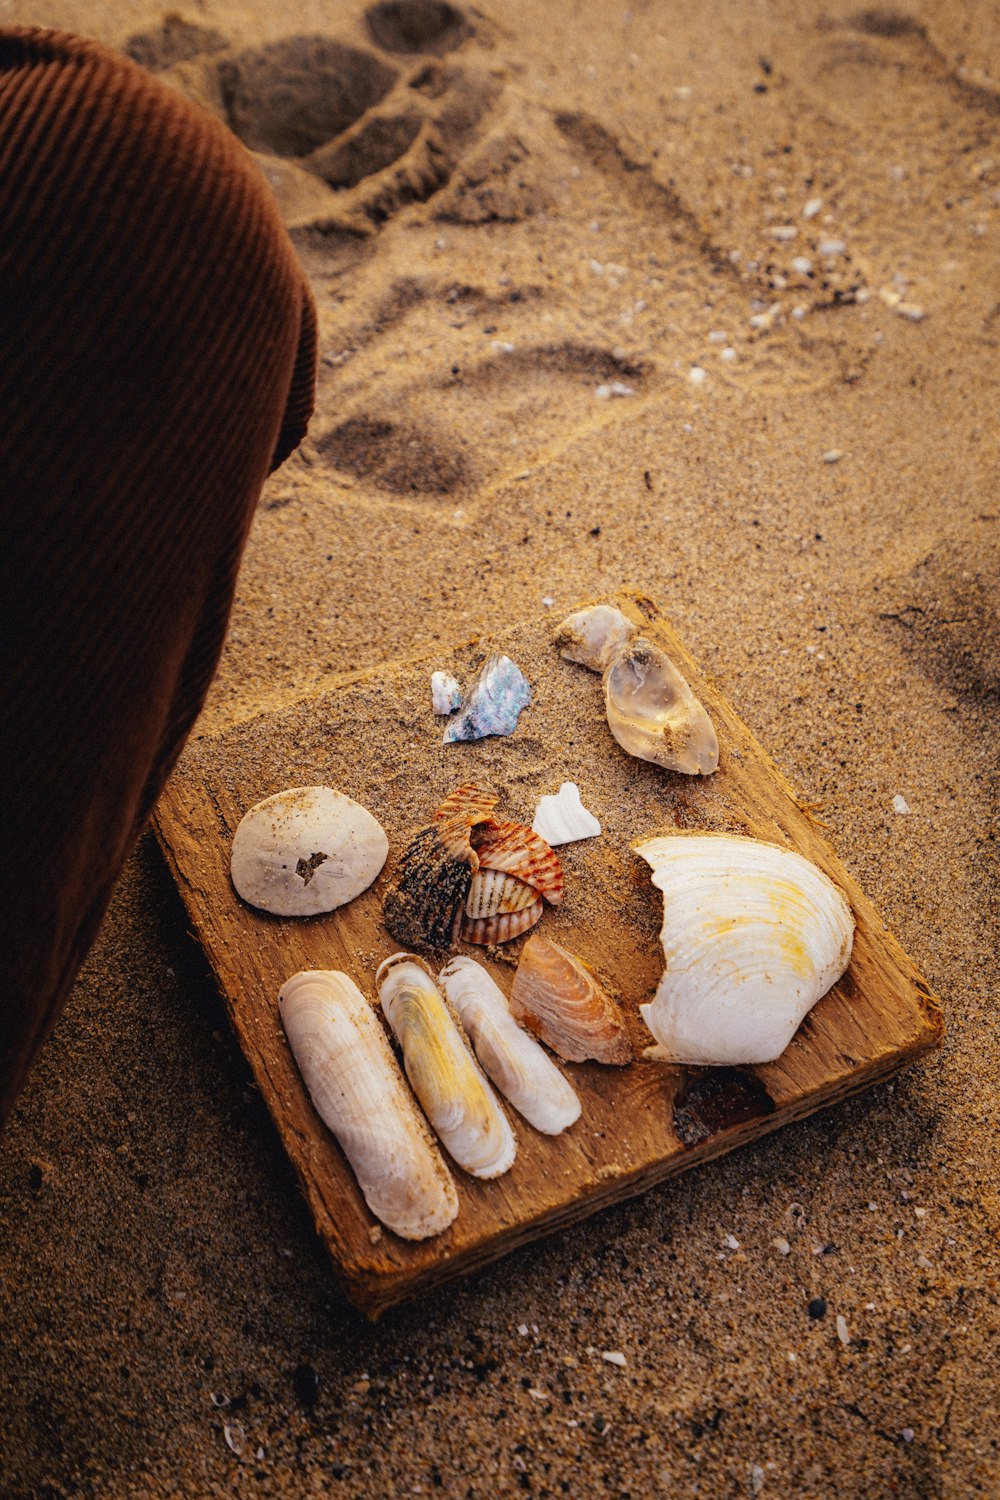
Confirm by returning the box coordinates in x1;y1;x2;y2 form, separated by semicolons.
154;592;942;1317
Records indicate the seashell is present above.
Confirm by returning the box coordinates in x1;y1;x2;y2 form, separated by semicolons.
382;783;498;949
440;956;581;1134
377;953;516;1178
461;820;564;944
431;670;462;715
510;934;633;1065
230;786;388;917
604;638;719;776
554;604;636;672
279;970;458;1239
635;833;855;1065
532;781;601;846
443;653;532;742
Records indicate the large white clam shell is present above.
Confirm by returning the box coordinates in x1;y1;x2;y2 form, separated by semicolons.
376;954;517;1179
636;833;855;1065
278;970;458;1240
439;957;581;1136
231;786;388;917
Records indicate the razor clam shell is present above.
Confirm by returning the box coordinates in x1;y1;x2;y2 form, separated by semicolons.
555;604;636;672
377;954;517;1179
604;637;719;776
230;785;388;917
510;934;634;1065
440;957;581;1135
442;653;532;742
636;833;855;1065
278;970;458;1240
531;782;601;846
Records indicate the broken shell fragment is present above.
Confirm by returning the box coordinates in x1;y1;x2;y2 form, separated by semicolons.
532;782;601;846
440;956;581;1135
431;670;462;715
279;970;458;1240
604;638;719;775
510;934;633;1065
377;954;516;1179
636;833;855;1065
230;786;388;917
443;653;532;742
555;604;635;672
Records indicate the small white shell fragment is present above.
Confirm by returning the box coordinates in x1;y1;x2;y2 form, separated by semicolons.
892;794;911;815
818;237;847;257
377;954;517;1178
279;970;458;1239
531;782;601;846
431;670;462;716
604;639;719;775
803;196;823;219
439;956;581;1135
230;786;388;917
554;604;636;673
636;833;855;1065
688;365;708;385
823;449;843;464
602;1351;627;1366
595;381;635;399
443;654;532;743
836;1314;851;1346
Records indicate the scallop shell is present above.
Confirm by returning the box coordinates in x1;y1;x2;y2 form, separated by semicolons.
377;953;517;1178
555;604;636;672
442;653;532;742
461;819;564;944
279;970;458;1239
636;833;855;1065
382;783;499;949
510;934;633;1065
230;786;388;917
440;956;581;1135
532;782;601;846
604;638;719;776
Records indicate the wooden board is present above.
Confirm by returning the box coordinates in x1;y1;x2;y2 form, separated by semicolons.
154;592;942;1317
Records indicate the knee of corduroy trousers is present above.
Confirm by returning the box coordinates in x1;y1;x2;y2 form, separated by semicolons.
0;28;317;1129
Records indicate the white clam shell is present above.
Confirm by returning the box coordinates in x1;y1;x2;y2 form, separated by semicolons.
604;639;719;776
278;970;458;1239
439;957;581;1135
636;833;855;1065
555;604;636;672
231;786;388;917
376;954;517;1179
531;782;601;846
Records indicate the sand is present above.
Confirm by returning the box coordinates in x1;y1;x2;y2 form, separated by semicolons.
1;0;997;1495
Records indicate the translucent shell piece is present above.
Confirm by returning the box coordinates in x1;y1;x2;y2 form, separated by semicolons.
443;653;532;742
532;782;601;846
635;833;855;1065
278;970;458;1240
555;604;635;672
604;638;719;776
376;954;517;1178
230;785;388;917
510;934;633;1065
440;957;581;1135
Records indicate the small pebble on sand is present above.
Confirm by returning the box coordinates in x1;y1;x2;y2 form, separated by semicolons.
896;302;926;322
771;225;798;241
602;1351;627;1367
892;794;911;814
836;1315;851;1346
823;449;843;464
803;197;823;218
721;346;737;362
595;381;635;399
688;366;708;385
772;1236;791;1255
791;255;813;275
818;238;846;256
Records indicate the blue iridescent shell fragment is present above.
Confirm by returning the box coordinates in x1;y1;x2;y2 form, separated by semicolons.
443;654;532;743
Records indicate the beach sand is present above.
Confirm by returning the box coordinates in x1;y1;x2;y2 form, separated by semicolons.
0;1;997;1495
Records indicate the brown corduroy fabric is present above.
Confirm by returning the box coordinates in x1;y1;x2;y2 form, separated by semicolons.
0;28;317;1128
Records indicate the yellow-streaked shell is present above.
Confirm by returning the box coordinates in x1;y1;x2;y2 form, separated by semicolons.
510;934;633;1065
636;833;855;1065
439;957;581;1135
376;954;516;1178
604;639;719;776
231;786;388;916
278;970;458;1240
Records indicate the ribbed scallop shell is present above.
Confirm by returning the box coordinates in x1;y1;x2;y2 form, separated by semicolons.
377;954;517;1178
279;970;458;1240
461;820;564;944
510;934;633;1065
440;957;581;1135
382;784;499;949
604;638;719;776
636;833;855;1065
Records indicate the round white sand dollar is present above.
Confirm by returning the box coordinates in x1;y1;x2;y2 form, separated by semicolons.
230;785;388;916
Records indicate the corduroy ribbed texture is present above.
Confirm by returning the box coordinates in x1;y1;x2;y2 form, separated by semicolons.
0;28;317;1128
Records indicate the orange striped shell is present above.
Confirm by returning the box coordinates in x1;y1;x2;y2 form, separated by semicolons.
509;934;633;1064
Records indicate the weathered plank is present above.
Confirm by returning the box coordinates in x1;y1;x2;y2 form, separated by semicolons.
154;592;942;1316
